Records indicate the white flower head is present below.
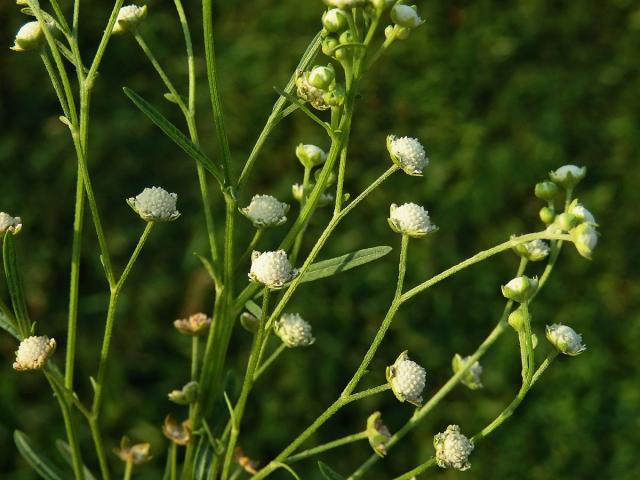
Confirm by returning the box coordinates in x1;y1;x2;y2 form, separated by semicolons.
388;203;437;238
549;165;586;189
512;237;550;262
452;354;483;390
13;336;56;371
11;21;44;52
249;250;297;289
127;186;180;222
387;135;429;176
570;223;598;259
241;194;289;228
501;275;538;303
434;425;474;471
113;4;148;34
391;5;425;29
274;313;315;347
386;351;426;406
546;324;586;356
0;212;23;235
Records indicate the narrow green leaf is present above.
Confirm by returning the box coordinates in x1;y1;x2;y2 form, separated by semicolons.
55;440;97;480
3;233;31;337
194;252;217;282
244;300;261;318
122;87;225;185
193;437;213;480
318;461;346;480
301;246;393;284
274;462;303;480
55;39;89;74
0;306;20;340
14;431;65;480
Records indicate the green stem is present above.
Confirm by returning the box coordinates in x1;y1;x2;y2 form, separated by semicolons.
254;343;286;381
170;443;178;480
89;417;111;480
287;431;368;463
40;51;71;120
123;461;133;480
221;289;271;480
392;458;437;480
237;229;263;268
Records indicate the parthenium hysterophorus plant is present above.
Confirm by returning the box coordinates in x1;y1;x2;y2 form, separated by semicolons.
3;1;599;479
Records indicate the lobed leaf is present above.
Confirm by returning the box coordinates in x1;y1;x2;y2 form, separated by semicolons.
122;87;225;185
14;431;66;480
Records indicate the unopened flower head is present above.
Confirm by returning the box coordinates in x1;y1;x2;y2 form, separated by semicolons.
388;203;437;238
569;201;596;225
162;415;192;445
249;250;297;289
571;222;598;259
386;351;426;406
174;312;211;336
434;425;474;471
296;69;334;111
322;9;348;33
534;181;559;201
512;238;550;262
549;164;586;189
366;411;391;457
113;4;148;34
241;194;289;228
296;143;327;168
127;186;180;222
546;324;586;356
274;313;315;347
13;336;56;371
387;135;428;176
0;212;22;235
501;275;538;303
324;0;366;8
391;5;425;29
114;437;152;465
452;354;483;390
168;381;199;405
11;21;44;52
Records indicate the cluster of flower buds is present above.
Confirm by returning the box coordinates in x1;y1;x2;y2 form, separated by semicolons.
296;64;345;110
241;194;289;229
13;336;56;371
386;351;426;406
388;203;437;238
433;425;474;471
0;212;22;236
128;186;180;222
451;354;483;390
11;21;44;53
113;4;148;35
384;3;425;43
249;250;298;289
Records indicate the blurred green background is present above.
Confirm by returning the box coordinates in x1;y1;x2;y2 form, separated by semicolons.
1;0;639;479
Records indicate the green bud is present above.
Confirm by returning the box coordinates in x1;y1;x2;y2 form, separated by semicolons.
501;275;538;303
11;21;44;52
539;206;555;224
370;0;394;11
366;412;391;457
322;9;348;33
554;212;579;232
322;36;339;56
570;222;598;259
391;4;425;29
314;169;336;187
168;381;199;405
296;144;328;169
323;84;346;107
308;65;335;89
534;181;559;201
507;307;526;331
240;312;259;334
452;354;483;390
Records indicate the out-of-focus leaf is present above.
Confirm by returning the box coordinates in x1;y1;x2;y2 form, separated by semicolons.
3;233;30;337
55;440;96;480
318;461;346;480
14;431;65;480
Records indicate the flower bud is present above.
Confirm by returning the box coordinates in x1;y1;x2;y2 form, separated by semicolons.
391;5;425;29
13;336;56;371
0;212;22;236
512;237;550;262
249;250;298;289
296;144;328;169
570;222;598;259
568;200;596;225
386;351;426;406
324;0;366;8
554;212;579;232
11;21;44;52
241;194;289;228
501;275;538;303
274;313;315;347
114;437;152;465
366;412;391;457
539;206;555;224
322;9;348;32
434;425;474;471
174;313;211;336
162;415;192;445
451;354;483;390
388;203;437;238
549;164;586;189
113;4;147;35
370;0;395;11
323;84;346;108
127;186;180;222
507;307;525;331
168;381;199;405
308;65;335;90
534;181;559;201
296;70;331;110
240;312;259;334
387;135;429;176
322;36;339;56
546;323;586;356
